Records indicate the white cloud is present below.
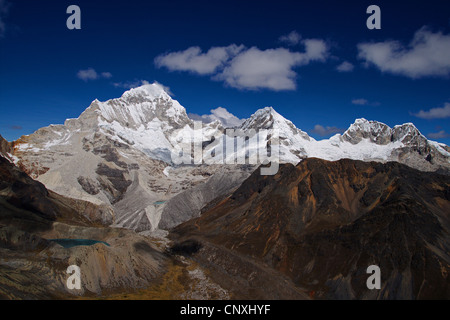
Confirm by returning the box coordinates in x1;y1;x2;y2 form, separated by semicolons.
153;81;174;96
357;27;450;78
113;79;150;89
351;98;369;105
0;0;11;37
279;31;302;46
336;61;354;72
218;48;305;91
302;39;328;61
154;45;244;75
351;98;380;106
189;107;244;128
427;130;450;140
155;38;328;91
77;68;112;81
218;42;328;91
101;72;112;79
311;124;344;137
77;68;98;81
413;103;450;119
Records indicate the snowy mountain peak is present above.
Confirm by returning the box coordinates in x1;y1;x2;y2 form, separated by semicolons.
121;83;171;100
392;122;426;145
343;118;392;145
75;82;190;131
241;107;310;139
347;118;390;133
342;118;430;148
392;122;421;136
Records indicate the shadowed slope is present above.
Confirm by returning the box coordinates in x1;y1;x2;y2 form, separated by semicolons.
172;158;450;299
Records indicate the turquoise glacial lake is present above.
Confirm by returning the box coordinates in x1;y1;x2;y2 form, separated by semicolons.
49;239;110;248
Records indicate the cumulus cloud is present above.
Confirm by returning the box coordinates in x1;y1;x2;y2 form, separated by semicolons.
302;39;328;61
113;79;150;89
100;72;112;79
77;68;113;81
218;48;307;91
189;107;244;128
217;44;327;91
413;103;450;119
351;98;380;106
154;45;245;75
351;98;369;105
336;61;354;72
279;31;302;46
427;130;450;140
77;68;98;81
155;38;328;91
357;27;450;78
311;124;344;137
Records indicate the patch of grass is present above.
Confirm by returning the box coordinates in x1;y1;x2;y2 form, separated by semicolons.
86;258;191;300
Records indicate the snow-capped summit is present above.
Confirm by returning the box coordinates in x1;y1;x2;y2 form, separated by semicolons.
241;106;311;139
235;106;312;163
75;83;190;131
11;84;450;171
343;118;393;145
342;118;430;148
122;82;171;100
391;122;426;145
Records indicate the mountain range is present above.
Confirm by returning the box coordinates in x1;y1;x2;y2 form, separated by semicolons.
2;82;449;233
0;82;449;299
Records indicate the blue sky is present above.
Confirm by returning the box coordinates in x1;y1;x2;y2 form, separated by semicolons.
0;0;450;144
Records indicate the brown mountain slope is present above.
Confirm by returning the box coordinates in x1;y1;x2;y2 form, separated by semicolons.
0;155;113;232
0;155;167;299
171;158;450;299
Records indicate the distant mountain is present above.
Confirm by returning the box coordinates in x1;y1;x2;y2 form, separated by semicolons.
5;82;450;232
171;157;450;299
236;108;450;173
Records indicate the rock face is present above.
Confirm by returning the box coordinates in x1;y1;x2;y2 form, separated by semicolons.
171;158;450;299
0;135;12;158
158;165;255;230
339;119;450;174
0;155;102;230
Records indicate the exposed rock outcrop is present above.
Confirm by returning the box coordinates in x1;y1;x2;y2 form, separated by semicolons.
158;165;255;230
